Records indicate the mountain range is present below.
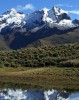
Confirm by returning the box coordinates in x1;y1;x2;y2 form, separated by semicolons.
0;6;79;50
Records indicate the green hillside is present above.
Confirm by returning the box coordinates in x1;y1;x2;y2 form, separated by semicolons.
0;43;79;67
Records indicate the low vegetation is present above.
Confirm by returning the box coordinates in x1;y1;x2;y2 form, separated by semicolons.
0;43;79;67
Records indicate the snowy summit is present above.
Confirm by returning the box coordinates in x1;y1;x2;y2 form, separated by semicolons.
0;6;79;32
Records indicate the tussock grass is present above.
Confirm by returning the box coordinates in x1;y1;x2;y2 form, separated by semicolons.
0;67;79;91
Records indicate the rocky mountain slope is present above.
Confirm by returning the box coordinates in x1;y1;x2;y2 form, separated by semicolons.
0;6;79;50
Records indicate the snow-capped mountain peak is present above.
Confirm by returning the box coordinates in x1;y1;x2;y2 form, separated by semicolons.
53;6;68;16
10;8;17;12
4;8;17;15
0;8;26;31
0;6;79;32
0;6;79;50
42;6;71;24
42;7;53;23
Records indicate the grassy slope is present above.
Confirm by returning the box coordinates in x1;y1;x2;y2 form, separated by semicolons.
27;27;79;47
0;67;79;91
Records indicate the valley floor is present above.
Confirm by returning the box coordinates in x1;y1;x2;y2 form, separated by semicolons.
0;67;79;91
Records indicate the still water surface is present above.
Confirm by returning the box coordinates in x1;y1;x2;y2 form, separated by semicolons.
0;89;79;100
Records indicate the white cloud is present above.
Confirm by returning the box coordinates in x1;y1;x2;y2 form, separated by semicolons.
16;4;35;11
55;4;74;8
55;4;79;15
67;10;79;15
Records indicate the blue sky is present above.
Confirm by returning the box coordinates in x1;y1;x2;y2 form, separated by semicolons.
0;0;79;19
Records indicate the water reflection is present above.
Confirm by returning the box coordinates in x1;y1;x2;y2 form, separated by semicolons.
0;89;79;100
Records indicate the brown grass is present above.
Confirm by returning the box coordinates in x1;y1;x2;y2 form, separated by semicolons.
0;67;79;91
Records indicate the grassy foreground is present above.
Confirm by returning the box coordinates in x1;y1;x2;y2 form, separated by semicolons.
0;67;79;91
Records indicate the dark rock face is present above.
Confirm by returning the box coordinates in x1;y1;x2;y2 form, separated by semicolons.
73;19;79;25
57;13;71;22
0;19;79;50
